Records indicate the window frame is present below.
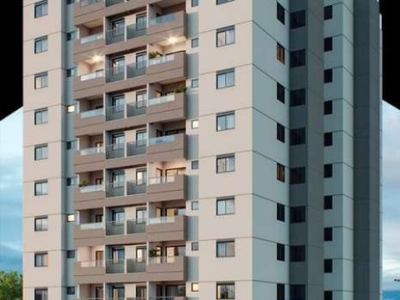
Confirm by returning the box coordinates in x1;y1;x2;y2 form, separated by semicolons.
34;36;48;54
34;1;48;18
277;203;285;222
34;216;48;232
217;26;235;47
290;10;306;29
34;108;48;125
191;0;199;7
324;5;333;20
34;288;48;300
277;283;285;300
277;163;285;182
324;227;333;241
290;49;306;68
277;82;285;103
277;42;286;64
216;154;235;173
34;144;48;160
277;243;285;261
217;111;235;131
324;164;333;178
324;196;333;210
324;132;333;146
35;180;48;196
216;282;235;299
324;101;333;114
277;3;285;24
324;69;333;83
216;69;235;89
324;259;333;273
324;37;333;52
34;72;48;89
216;240;235;258
217;197;235;216
290;89;306;107
34;252;48;267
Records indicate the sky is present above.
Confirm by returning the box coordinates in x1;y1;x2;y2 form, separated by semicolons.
0;104;399;290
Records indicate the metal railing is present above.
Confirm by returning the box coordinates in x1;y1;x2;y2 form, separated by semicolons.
105;0;124;7
148;216;175;225
127;102;147;117
148;54;175;66
105;259;124;273
106;144;125;159
81;33;103;44
80;108;104;119
148;256;179;264
80;0;103;7
80;146;104;156
106;182;125;197
127;62;146;79
127;180;146;195
106;220;124;235
147;95;175;107
149;13;176;26
79;260;105;268
106;28;125;44
81;70;104;81
148;175;177;185
127;219;146;234
106;65;125;82
127;23;147;39
80;184;104;193
148;135;176;145
106;104;125;121
127;140;146;156
79;222;104;230
126;259;146;273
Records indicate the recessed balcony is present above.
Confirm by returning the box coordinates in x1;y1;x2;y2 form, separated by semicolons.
74;222;105;247
74;184;105;210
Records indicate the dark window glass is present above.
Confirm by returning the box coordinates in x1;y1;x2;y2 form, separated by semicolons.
277;203;285;222
324;132;333;146
277;244;285;261
290;10;306;29
216;282;235;299
67;287;75;295
290;245;306;262
216;240;235;257
277;284;285;300
324;69;333;83
325;291;333;300
216;0;234;5
290;49;306;68
277;43;285;63
277;83;285;103
324;37;333;51
324;5;333;20
290;285;306;300
290;206;306;223
290;128;306;145
192;0;199;7
277;123;285;142
324;101;333;114
324;227;333;241
277;3;285;24
290;167;306;184
290;89;306;106
324;196;333;210
66;250;75;259
277;163;285;182
324;259;333;273
192;242;199;251
324;164;333;178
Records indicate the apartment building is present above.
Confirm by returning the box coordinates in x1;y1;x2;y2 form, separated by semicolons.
23;0;381;300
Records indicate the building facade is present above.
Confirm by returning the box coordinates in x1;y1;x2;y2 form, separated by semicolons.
23;0;381;300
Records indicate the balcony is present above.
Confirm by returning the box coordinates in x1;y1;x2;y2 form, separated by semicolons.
147;174;187;203
74;108;105;136
74;0;105;27
147;93;186;123
74;33;105;61
147;133;186;162
74;146;105;173
74;185;105;210
75;70;105;99
74;260;105;284
74;222;105;247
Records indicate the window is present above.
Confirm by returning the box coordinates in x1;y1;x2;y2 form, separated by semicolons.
277;203;285;222
191;120;199;129
217;112;235;131
34;252;48;267
191;38;199;47
35;180;48;196
324;101;333;114
191;201;199;210
191;160;199;169
191;0;199;6
277;123;285;142
290;206;306;223
324;259;333;273
67;68;77;78
66;250;75;259
35;36;48;53
324;132;333;147
34;108;48;125
324;37;333;52
67;0;75;4
191;283;199;292
217;69;235;88
217;155;235;173
35;72;48;89
290;10;306;29
67;177;77;186
290;245;306;262
277;284;285;300
290;89;306;107
277;82;285;103
277;43;285;64
217;0;234;5
325;291;333;300
324;196;333;210
191;242;199;251
217;197;235;215
67;287;75;295
277;3;285;24
216;283;235;299
34;288;48;300
290;49;306;68
217;240;235;257
277;163;285;182
67;214;75;222
290;167;305;184
191;79;199;88
217;26;235;47
290;128;306;145
290;285;305;300
324;5;333;20
34;144;48;160
66;140;77;150
324;164;333;178
324;227;333;241
277;243;285;261
34;217;48;231
324;69;333;83
67;105;75;113
67;31;76;41
35;1;48;18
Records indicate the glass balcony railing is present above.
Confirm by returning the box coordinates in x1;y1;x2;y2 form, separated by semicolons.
79;222;104;230
127;140;146;156
80;0;103;7
148;216;175;225
106;144;124;159
80;146;104;156
127;180;146;195
106;182;125;197
106;259;124;273
148;175;177;185
148;135;176;145
127;219;146;234
105;0;123;7
148;54;175;66
127;102;147;117
127;62;147;78
106;28;125;44
148;255;180;264
80;108;104;119
81;33;103;44
106;221;124;235
149;13;176;26
106;65;125;83
106;104;125;121
127;23;147;39
147;94;175;107
126;259;146;273
79;260;105;268
80;184;104;193
80;70;104;81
